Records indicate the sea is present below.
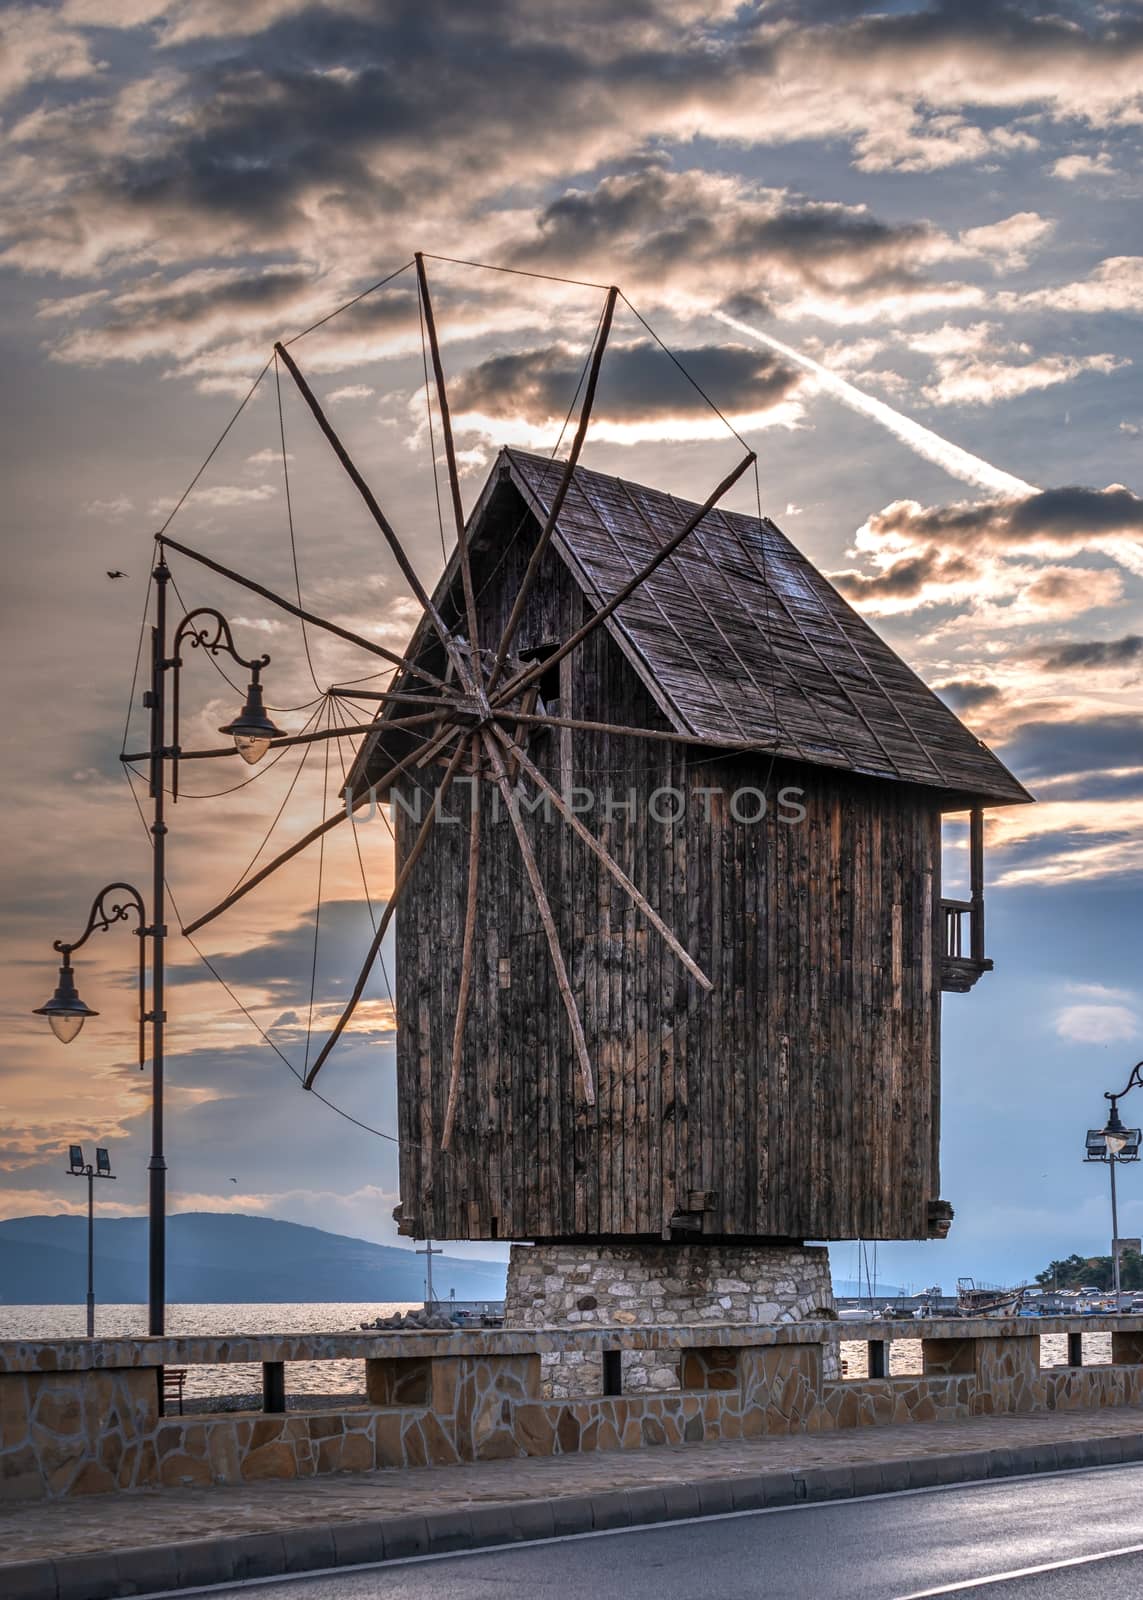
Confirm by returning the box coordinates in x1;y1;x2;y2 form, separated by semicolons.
0;1305;1111;1405
0;1303;419;1403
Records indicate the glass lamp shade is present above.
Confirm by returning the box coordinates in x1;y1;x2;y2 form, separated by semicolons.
233;733;272;765
1103;1105;1130;1155
218;679;283;766
34;963;99;1045
50;1013;87;1044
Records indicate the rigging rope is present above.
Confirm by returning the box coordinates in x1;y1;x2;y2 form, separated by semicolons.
230;700;325;890
156;357;274;538
274;353;323;694
122;762;401;1145
282;261;415;347
303;714;332;1076
417;281;449;564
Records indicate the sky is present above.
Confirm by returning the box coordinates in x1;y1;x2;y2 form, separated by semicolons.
1;0;1142;1296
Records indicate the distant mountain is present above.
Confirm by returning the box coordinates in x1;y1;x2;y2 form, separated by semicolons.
0;1213;507;1305
832;1278;908;1299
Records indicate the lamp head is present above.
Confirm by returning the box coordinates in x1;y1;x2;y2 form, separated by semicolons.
34;961;99;1044
1103;1100;1130;1156
218;675;283;765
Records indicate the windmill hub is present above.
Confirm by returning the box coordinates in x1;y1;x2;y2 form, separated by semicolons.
450;695;487;726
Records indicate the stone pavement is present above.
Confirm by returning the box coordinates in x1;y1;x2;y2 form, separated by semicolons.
8;1404;1143;1563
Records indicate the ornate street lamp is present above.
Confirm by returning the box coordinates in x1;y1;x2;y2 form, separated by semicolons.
34;959;99;1044
34;564;290;1339
218;669;282;764
1087;1062;1143;1308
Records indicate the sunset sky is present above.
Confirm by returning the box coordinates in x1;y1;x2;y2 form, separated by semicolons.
2;0;1142;1293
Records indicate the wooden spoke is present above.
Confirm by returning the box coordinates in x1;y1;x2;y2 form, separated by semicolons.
303;737;470;1089
150;710;446;766
181;720;459;936
329;688;453;706
491;709;721;747
479;727;595;1107
441;738;481;1151
486;285;618;695
415;254;481;671
273;342;467;683
490;721;712;992
491;450;756;710
159;532;448;692
503;684;541;784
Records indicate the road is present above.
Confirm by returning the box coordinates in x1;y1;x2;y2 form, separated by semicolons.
201;1462;1143;1598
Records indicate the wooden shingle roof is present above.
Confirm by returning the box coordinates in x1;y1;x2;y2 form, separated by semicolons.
364;448;1029;808
505;450;1029;806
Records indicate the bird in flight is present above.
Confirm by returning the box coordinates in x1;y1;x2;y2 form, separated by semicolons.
106;569;128;580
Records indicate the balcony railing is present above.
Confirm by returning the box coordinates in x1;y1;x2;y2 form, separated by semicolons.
941;807;994;991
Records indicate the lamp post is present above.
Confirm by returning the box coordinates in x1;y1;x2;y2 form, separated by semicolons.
34;552;285;1337
66;1145;116;1336
1084;1061;1143;1309
1103;1103;1127;1305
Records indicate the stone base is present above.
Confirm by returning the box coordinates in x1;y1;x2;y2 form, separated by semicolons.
504;1241;836;1397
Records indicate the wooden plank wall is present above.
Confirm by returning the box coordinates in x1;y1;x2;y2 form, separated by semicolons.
393;482;945;1244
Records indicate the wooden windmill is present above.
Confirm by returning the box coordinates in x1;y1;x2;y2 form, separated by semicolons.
183;255;1032;1250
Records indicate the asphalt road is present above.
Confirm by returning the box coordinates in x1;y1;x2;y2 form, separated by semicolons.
201;1462;1143;1598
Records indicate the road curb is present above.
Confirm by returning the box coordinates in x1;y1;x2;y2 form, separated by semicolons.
8;1431;1143;1599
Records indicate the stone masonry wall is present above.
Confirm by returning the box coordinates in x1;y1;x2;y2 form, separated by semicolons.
504;1242;837;1397
6;1319;1143;1500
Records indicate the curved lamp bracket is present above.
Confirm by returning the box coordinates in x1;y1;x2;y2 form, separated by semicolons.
54;881;146;959
51;882;148;1068
172;607;271;676
170;607;273;798
1106;1061;1143;1108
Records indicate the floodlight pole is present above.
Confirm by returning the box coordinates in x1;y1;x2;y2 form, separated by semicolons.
66;1149;116;1338
418;1239;441;1308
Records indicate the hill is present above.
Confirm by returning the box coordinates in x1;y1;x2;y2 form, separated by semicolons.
0;1212;507;1305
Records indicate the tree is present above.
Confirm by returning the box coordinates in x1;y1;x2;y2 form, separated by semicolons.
1035;1252;1143;1293
1035;1253;1099;1290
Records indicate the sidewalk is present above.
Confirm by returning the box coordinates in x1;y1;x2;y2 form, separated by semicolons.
6;1406;1143;1599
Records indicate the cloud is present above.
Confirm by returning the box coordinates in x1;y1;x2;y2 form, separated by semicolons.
857;486;1143;567
719;311;1037;494
832;546;982;609
518;167;985;326
958;212;1054;272
1033;635;1143;673
327;384;375;404
837;480;1143;626
192;483;277;508
1051;151;1115;181
996;715;1143;784
45;267;326;367
1010;257;1143;316
3;1;1142;351
935;680;1004;714
446;339;805;444
0;7;101;104
85;494;135;520
1055;1000;1139;1045
921;351;1127;409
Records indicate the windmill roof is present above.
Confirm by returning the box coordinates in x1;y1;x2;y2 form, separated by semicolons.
367;447;1031;807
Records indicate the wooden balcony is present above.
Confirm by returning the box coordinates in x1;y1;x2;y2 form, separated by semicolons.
941;898;992;992
940;806;992;993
